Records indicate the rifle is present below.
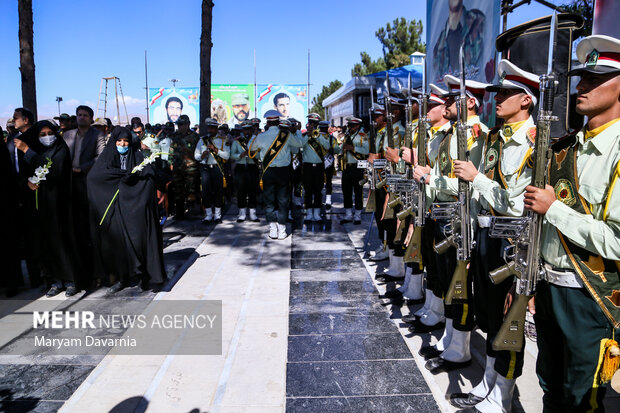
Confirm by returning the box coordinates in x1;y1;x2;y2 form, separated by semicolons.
488;12;559;352
383;72;397;219
393;73;417;243
361;86;378;212
404;59;429;263
431;44;474;305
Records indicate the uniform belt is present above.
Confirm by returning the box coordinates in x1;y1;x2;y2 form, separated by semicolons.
477;215;492;228
542;263;584;288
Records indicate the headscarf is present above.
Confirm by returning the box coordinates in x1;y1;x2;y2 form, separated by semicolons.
98;126;141;171
20;120;66;155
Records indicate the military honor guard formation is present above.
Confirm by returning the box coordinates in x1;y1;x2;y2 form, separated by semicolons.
353;18;620;411
2;7;620;413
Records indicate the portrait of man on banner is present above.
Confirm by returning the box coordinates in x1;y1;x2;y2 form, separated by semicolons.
165;96;183;123
227;93;251;127
426;0;500;123
257;85;308;125
427;0;499;83
149;89;199;126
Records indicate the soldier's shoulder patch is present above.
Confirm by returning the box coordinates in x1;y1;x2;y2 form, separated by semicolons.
554;178;577;207
526;127;536;143
394;126;399;133
472;123;481;138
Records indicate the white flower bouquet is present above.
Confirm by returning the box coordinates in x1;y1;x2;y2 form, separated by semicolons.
28;158;53;210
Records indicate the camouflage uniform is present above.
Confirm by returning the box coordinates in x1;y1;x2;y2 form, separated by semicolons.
432;6;485;76
170;130;200;215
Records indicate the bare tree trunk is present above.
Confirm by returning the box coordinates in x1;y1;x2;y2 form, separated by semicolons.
18;0;37;120
199;0;214;134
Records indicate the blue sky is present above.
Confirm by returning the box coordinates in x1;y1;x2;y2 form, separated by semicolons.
0;0;563;122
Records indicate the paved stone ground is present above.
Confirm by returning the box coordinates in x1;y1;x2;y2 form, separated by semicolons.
0;216;212;413
286;218;439;412
0;176;618;413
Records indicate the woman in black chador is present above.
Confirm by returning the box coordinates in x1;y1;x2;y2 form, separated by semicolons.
18;120;82;296
88;127;166;293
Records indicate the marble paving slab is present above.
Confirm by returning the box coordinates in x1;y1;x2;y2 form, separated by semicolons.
288;313;397;336
287;333;412;362
286;394;440;413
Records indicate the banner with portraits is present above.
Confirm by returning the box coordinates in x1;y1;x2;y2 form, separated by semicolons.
256;84;308;126
149;84;308;127
149;85;255;127
210;84;255;128
149;87;200;126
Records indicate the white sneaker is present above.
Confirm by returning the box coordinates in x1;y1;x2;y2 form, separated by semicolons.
305;209;313;221
214;207;222;222
277;223;287;240
313;208;322;221
269;223;278;239
202;209;213;222
237;208;246;222
325;194;332;210
249;208;259;222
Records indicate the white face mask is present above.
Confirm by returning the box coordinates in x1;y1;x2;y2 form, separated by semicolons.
39;135;56;147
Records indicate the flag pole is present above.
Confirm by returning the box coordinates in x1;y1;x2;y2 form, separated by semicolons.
144;50;150;123
254;48;257;118
307;48;311;118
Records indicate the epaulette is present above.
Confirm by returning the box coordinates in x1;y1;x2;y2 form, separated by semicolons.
551;133;578;152
526;127;536;144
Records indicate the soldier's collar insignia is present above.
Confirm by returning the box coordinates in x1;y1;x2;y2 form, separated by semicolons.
587;50;599;66
502;125;513;138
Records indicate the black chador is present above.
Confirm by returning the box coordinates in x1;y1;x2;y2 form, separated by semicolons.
88;127;165;290
21;121;83;291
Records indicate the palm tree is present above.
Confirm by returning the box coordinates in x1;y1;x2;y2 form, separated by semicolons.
18;0;37;119
200;0;214;133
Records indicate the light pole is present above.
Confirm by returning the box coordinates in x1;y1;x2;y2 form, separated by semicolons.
169;78;179;88
56;96;63;116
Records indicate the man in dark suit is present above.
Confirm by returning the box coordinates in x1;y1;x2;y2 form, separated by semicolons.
63;105;103;280
4;108;35;292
